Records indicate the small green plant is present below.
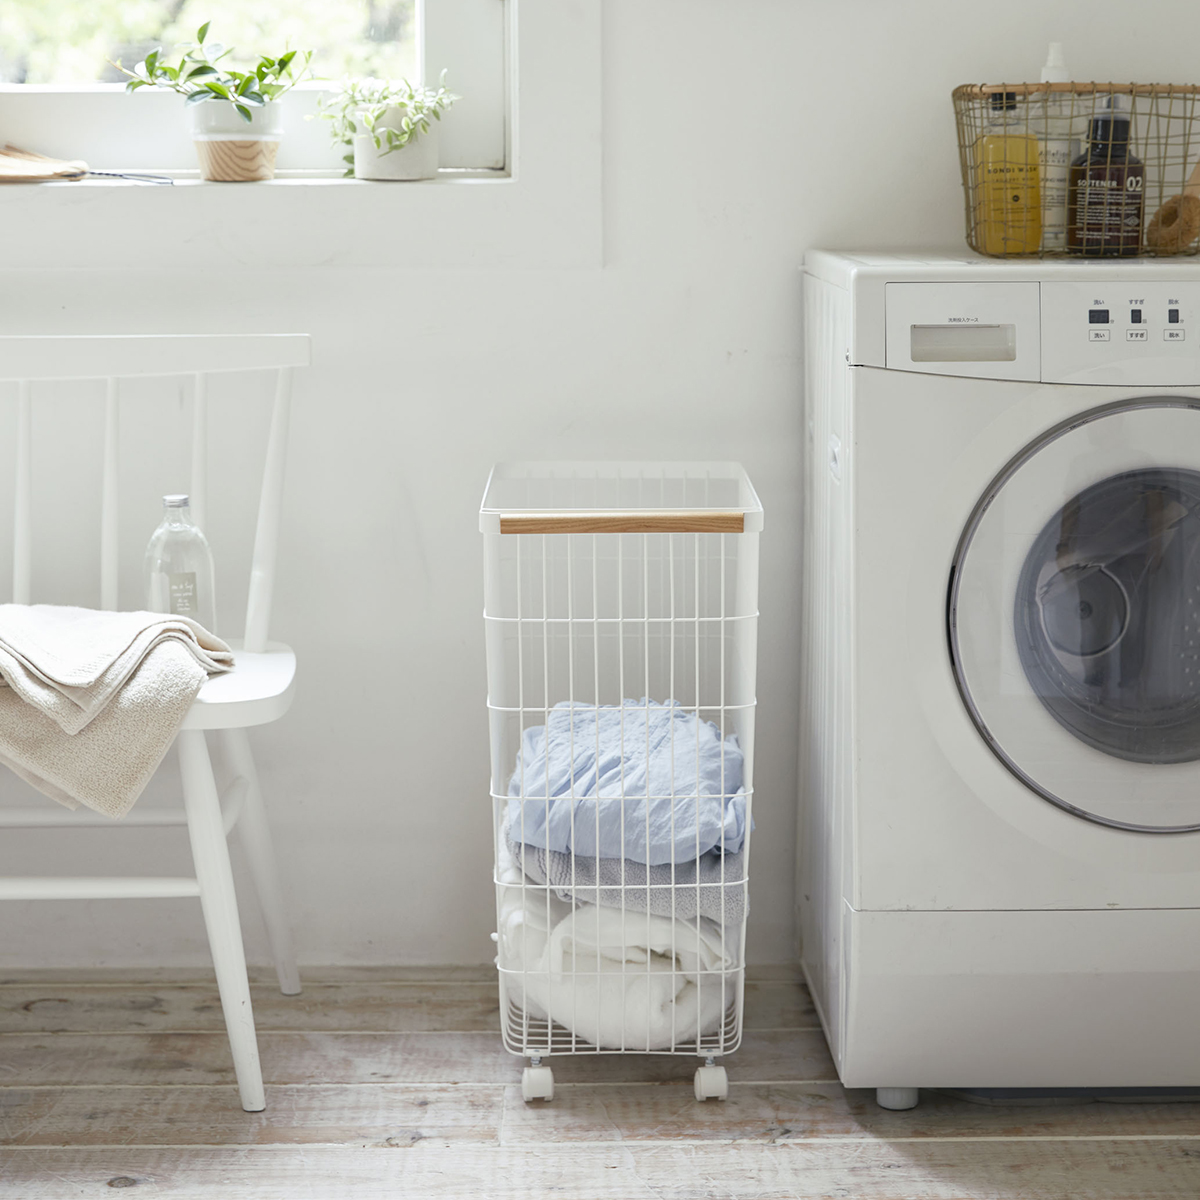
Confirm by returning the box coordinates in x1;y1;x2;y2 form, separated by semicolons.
115;23;313;122
318;74;459;174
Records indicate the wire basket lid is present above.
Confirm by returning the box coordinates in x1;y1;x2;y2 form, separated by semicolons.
479;461;764;533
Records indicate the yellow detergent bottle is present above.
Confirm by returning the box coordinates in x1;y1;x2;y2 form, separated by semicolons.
974;91;1042;254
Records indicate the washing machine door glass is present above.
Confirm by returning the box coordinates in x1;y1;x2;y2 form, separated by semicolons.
951;399;1200;831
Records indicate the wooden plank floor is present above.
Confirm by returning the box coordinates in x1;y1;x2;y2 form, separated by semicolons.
1;967;1198;1198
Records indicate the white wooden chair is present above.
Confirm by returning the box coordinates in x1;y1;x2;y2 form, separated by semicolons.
0;335;310;1112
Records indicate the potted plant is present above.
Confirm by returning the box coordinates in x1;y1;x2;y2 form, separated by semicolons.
117;23;312;182
318;75;459;181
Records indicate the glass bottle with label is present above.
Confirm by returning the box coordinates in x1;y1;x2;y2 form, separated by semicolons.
144;494;217;632
973;90;1042;255
1067;95;1144;256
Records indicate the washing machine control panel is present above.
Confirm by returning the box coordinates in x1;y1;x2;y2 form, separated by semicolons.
1042;282;1200;385
884;279;1200;386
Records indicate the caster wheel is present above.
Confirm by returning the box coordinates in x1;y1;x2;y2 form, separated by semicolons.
522;1065;554;1102
694;1065;728;1101
876;1087;919;1110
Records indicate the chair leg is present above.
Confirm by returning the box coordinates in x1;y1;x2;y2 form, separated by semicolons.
178;729;266;1113
222;727;301;996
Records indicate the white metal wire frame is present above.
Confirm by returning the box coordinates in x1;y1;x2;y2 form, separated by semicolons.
482;463;762;1065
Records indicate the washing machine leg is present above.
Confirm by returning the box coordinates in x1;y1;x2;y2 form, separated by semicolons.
876;1087;920;1110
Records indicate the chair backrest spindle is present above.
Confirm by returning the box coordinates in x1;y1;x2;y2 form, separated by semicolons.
13;380;32;605
1;335;309;639
243;367;293;654
100;377;120;611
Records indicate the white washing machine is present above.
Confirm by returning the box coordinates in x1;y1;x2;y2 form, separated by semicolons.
800;251;1200;1111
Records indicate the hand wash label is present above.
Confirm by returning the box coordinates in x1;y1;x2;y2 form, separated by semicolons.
974;91;1042;255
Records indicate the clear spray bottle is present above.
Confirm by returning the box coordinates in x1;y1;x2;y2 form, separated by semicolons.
1035;43;1078;252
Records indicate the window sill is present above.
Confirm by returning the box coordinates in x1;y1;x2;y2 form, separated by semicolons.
32;168;508;186
0;0;601;270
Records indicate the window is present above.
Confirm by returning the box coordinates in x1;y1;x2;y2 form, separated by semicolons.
1;1;419;84
0;0;505;171
0;0;601;270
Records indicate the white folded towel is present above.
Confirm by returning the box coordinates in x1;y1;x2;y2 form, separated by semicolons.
0;605;234;818
496;840;739;1051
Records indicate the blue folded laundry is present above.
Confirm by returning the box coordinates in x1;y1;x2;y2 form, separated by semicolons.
506;699;747;865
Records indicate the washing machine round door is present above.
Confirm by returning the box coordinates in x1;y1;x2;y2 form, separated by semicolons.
950;398;1200;831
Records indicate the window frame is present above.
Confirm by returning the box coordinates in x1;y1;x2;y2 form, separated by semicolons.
0;0;601;269
0;0;506;173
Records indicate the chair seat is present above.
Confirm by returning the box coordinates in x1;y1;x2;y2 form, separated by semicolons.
181;641;296;731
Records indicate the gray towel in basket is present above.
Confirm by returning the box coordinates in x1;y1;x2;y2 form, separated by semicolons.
507;835;746;926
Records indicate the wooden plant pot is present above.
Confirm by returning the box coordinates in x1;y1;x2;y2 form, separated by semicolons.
193;139;280;182
189;100;284;182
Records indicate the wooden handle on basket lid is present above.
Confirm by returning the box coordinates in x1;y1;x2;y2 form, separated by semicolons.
498;511;745;535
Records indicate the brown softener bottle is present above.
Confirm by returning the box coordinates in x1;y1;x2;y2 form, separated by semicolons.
1067;95;1144;256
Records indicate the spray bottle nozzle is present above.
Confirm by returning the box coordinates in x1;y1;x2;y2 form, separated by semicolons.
1040;42;1068;84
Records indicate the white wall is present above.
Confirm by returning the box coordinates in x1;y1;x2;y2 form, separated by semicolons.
3;0;1200;968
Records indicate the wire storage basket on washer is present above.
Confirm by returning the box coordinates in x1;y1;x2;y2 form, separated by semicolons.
480;462;762;1103
953;82;1200;257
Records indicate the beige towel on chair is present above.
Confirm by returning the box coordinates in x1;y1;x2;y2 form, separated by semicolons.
0;605;234;818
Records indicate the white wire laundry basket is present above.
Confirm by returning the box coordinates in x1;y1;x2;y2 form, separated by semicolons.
480;462;762;1102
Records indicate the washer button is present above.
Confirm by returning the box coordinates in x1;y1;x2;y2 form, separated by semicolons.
1127;329;1148;341
1165;328;1186;341
1089;328;1111;341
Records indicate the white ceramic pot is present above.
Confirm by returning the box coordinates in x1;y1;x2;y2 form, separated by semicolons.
353;118;439;181
188;100;284;182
